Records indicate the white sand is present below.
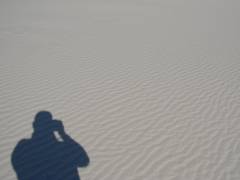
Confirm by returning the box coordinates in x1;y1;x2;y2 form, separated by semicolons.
1;1;240;179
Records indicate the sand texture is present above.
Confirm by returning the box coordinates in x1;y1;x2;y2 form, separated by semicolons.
1;1;240;180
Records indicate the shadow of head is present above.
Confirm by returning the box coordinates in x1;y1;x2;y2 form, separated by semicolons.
33;111;55;135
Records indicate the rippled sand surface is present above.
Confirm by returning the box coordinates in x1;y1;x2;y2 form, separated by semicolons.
1;1;240;180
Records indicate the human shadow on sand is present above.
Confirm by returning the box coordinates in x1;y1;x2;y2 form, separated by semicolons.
11;111;90;180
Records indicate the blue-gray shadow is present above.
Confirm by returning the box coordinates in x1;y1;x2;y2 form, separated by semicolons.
12;111;90;180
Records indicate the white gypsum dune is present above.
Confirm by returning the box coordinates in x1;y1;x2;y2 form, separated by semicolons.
0;1;240;180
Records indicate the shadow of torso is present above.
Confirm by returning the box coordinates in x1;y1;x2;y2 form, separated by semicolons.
12;134;89;180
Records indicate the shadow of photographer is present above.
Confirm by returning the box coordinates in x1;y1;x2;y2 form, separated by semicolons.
12;111;90;180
